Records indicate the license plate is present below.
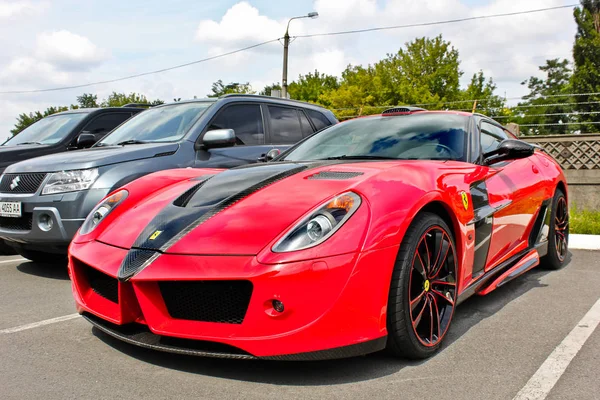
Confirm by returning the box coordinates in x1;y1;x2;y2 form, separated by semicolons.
0;202;22;218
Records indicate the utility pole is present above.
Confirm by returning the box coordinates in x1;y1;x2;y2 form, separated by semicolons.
282;12;319;99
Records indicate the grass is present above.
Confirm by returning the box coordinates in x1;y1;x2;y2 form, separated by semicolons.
570;208;600;235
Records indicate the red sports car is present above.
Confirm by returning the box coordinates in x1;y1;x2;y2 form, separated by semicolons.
68;108;569;360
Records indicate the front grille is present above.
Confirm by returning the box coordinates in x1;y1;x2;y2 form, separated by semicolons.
84;265;119;303
0;213;32;231
159;281;253;324
0;173;47;194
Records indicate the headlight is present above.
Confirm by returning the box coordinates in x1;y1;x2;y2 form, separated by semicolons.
42;168;99;195
273;192;362;253
79;190;128;235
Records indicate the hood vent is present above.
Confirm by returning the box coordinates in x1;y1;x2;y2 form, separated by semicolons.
308;171;364;180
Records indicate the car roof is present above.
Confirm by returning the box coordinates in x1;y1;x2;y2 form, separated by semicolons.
149;95;332;112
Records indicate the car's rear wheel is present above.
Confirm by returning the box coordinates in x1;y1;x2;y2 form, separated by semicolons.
541;188;568;270
17;249;66;265
386;212;457;359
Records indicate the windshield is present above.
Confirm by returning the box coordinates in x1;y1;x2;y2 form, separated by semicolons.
281;113;468;162
3;113;89;146
98;102;214;146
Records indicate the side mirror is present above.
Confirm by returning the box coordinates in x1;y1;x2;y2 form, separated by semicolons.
77;132;97;149
202;129;236;149
258;148;281;162
484;139;534;165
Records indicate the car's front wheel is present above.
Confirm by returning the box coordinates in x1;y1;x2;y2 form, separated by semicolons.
386;212;458;359
542;188;569;270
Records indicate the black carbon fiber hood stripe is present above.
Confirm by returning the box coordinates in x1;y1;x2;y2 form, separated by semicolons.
117;163;310;281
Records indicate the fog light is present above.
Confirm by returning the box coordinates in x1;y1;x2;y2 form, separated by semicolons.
38;213;53;232
272;300;284;313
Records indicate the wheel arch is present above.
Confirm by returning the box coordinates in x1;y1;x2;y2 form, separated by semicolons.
417;200;463;263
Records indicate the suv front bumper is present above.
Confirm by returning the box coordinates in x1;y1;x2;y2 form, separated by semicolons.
0;189;109;254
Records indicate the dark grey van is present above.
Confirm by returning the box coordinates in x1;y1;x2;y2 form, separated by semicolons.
0;95;337;261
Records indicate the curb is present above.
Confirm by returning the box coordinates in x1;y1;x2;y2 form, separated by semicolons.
569;234;600;250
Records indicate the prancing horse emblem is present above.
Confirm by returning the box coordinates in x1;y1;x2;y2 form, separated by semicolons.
149;230;163;240
460;191;469;211
10;176;21;190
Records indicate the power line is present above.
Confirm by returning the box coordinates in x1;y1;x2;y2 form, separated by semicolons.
0;4;579;95
0;39;280;95
293;4;578;39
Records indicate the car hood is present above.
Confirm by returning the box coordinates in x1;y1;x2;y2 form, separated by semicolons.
3;142;180;173
0;144;52;171
96;161;397;265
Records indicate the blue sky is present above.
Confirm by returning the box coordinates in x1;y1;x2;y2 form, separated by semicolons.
0;0;577;142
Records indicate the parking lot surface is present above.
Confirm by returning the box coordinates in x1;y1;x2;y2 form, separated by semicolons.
1;250;599;400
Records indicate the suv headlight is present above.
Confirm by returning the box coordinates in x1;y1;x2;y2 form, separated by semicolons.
41;168;99;195
273;192;362;252
79;190;128;235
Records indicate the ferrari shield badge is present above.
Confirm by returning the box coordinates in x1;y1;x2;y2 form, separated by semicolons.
460;192;469;211
149;230;163;240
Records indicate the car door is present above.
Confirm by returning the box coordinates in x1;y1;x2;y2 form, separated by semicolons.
265;105;315;155
195;103;276;168
470;121;547;276
70;112;134;148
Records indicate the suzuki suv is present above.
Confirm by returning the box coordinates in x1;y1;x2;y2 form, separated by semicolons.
0;95;337;262
0;106;145;254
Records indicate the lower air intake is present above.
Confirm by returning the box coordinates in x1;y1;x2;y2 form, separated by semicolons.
159;280;253;324
84;265;119;304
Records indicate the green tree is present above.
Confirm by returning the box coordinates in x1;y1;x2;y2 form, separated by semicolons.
77;93;99;108
462;71;505;117
259;83;281;96
572;0;600;131
514;59;573;135
208;80;255;97
288;70;339;103
10;106;69;136
100;92;163;107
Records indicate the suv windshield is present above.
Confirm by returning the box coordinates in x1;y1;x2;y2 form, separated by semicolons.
281;113;468;162
3;112;89;146
98;102;214;146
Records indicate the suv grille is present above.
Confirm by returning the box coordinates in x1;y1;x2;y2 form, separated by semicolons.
0;173;47;194
84;265;119;304
159;281;253;324
0;213;33;231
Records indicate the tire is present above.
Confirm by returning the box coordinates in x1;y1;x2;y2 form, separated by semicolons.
386;212;458;359
541;188;569;270
0;239;17;255
16;249;66;264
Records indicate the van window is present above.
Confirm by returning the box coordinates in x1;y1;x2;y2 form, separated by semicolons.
208;104;264;145
306;109;332;131
268;106;303;144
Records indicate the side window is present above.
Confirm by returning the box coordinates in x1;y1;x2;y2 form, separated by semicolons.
298;109;314;137
268;106;303;144
306;109;332;131
480;122;509;154
82;113;132;140
208;104;264;145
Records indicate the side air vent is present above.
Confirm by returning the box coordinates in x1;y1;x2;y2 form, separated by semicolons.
382;106;426;115
308;171;364;180
154;151;176;158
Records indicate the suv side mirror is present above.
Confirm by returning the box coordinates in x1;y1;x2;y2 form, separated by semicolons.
202;129;236;149
77;132;97;149
484;139;534;165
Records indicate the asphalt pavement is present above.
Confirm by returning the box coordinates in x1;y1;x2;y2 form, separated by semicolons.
0;250;598;400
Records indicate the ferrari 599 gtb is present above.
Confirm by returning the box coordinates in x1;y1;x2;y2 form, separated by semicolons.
68;107;568;360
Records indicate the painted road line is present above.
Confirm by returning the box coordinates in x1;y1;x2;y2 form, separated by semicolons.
0;258;26;264
513;297;600;400
569;234;600;250
0;314;80;335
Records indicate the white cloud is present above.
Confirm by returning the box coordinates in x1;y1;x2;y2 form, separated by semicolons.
0;0;44;18
35;30;108;71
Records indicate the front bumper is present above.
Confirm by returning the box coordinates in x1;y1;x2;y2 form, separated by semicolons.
69;240;399;360
0;189;109;254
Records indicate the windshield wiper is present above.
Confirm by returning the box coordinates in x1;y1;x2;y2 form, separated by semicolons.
319;155;397;160
117;139;148;146
16;142;43;145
